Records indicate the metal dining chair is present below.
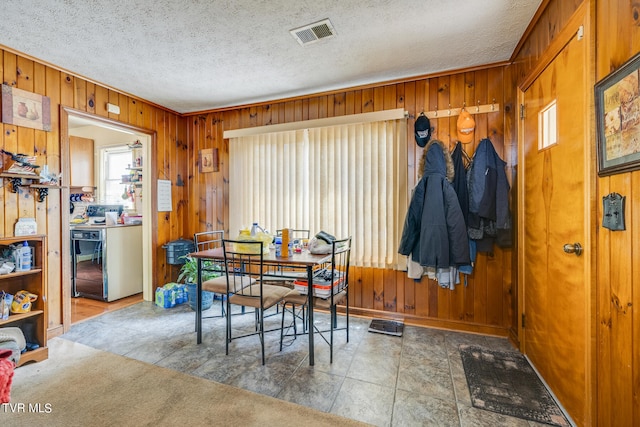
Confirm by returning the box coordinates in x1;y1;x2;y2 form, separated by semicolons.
279;236;352;363
223;239;293;365
193;230;227;317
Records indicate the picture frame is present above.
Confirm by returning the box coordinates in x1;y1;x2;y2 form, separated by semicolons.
595;51;640;176
199;148;214;173
1;84;51;131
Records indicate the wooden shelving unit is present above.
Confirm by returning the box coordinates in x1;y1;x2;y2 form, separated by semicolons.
0;235;48;366
0;172;64;202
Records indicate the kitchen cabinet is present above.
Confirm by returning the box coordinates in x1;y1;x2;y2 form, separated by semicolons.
70;135;94;188
0;235;48;366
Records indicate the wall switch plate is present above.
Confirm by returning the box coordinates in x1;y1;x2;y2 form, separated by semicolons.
106;103;120;114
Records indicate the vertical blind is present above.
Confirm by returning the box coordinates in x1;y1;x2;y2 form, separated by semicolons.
228;118;407;269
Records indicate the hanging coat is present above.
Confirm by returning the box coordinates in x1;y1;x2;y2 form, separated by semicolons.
467;138;512;251
451;142;469;223
398;140;470;269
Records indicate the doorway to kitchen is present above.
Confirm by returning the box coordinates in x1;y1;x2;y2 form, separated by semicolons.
60;107;155;330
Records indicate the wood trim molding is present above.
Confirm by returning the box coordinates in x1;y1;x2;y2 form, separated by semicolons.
223;108;406;137
509;0;554;63
0;43;181;116
187;61;511;116
519;1;587;91
342;307;510;337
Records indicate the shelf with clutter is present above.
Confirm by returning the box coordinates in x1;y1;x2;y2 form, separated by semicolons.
0;234;48;366
119;141;144;209
0;150;64;202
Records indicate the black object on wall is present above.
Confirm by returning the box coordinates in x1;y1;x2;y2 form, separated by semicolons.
602;192;625;231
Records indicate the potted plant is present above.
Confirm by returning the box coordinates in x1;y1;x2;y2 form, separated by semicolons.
178;256;222;311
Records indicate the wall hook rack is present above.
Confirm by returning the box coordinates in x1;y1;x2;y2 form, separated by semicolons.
423;102;501;119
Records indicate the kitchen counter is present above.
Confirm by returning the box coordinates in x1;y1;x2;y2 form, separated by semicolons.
71;224;142;301
71;223;142;230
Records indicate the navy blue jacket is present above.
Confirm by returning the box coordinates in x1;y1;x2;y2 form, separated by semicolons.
467;138;512;250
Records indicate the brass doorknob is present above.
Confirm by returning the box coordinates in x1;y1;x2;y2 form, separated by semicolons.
563;243;583;256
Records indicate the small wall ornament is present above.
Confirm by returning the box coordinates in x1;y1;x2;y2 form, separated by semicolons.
602;192;625;231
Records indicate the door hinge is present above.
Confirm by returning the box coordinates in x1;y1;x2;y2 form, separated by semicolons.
520;104;525;120
521;313;526;328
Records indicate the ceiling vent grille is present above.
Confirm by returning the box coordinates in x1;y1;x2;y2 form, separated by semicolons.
290;19;336;46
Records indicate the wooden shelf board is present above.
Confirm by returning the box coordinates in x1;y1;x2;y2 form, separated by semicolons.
30;184;65;189
0;309;44;327
0;268;43;280
0;172;40;179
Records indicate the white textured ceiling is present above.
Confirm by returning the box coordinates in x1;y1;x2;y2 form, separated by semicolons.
0;0;541;114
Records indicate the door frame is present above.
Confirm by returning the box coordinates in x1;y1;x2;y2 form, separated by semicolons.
60;106;156;331
515;1;597;424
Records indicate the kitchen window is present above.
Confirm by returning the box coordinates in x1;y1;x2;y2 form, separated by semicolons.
100;146;133;208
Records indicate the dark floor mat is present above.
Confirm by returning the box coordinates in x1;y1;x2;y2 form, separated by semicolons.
459;345;571;427
368;319;403;336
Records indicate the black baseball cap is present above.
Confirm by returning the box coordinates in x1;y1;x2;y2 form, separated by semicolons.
414;114;431;147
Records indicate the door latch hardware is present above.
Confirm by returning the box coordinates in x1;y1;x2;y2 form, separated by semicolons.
563;243;583;256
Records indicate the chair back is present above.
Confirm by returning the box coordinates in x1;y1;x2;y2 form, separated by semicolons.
222;239;264;296
194;230;224;251
328;236;351;303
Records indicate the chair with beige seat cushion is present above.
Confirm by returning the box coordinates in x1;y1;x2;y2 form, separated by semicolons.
194;230;227;317
223;239;293;365
279;236;351;363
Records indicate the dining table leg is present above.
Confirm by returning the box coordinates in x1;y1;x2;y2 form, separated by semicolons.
307;265;314;366
196;258;202;344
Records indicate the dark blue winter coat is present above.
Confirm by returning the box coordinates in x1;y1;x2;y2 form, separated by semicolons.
398;140;470;268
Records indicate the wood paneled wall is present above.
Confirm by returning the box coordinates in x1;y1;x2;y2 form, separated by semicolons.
512;0;640;425
0;48;187;335
511;0;584;87
3;1;637;424
595;1;640;425
185;68;517;335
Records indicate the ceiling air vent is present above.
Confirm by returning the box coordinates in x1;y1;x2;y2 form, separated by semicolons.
290;19;336;46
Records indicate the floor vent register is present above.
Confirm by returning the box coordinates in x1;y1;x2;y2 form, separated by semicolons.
368;319;404;336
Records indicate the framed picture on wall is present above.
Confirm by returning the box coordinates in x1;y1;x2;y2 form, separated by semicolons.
595;51;640;176
1;84;52;131
199;148;214;173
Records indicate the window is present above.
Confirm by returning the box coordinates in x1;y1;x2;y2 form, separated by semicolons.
100;146;133;208
539;100;557;149
227;112;407;268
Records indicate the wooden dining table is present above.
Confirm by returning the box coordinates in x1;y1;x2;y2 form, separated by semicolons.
189;246;331;366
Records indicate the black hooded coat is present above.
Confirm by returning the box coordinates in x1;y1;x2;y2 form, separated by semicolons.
398;140;470;269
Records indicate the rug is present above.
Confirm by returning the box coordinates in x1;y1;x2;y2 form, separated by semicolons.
459;345;571;427
9;338;368;427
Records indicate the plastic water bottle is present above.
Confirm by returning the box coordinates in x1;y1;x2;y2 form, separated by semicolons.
15;241;32;272
250;222;265;237
274;236;282;257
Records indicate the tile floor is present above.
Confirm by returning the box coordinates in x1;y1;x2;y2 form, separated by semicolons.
61;299;567;427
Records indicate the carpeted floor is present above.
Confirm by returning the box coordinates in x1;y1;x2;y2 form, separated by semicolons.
459;345;571;427
8;338;369;427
